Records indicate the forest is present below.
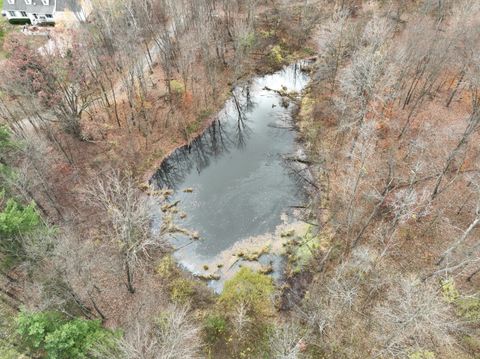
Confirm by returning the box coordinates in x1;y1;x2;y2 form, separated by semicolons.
0;0;480;358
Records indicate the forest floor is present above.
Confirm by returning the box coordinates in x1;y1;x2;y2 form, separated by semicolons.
295;12;480;304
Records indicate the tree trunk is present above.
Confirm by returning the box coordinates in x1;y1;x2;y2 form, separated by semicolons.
125;260;135;294
437;216;480;266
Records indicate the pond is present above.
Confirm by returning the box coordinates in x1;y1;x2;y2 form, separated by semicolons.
151;62;312;290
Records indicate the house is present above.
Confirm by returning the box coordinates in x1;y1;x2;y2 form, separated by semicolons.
1;0;90;26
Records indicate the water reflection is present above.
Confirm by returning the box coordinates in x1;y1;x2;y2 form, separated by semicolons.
152;85;258;189
150;61;311;283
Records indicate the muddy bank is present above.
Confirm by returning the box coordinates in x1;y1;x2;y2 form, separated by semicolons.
278;77;334;310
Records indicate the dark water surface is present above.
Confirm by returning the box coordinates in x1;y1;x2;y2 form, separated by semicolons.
151;63;310;276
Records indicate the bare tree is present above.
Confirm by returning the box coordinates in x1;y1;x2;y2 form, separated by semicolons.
94;305;202;359
393;15;460;138
298;247;378;337
83;170;181;293
341;121;378;240
269;322;308;359
435;175;480;269
431;105;480;200
373;276;459;358
337;43;387;148
315;9;356;92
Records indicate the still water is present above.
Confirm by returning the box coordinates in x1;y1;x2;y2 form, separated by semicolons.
151;62;310;286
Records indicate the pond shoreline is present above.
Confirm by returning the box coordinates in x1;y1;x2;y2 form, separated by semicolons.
279;73;337;310
140;58;317;187
147;60;317;291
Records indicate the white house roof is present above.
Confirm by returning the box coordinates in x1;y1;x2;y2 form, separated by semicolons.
2;0;80;15
3;1;55;15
